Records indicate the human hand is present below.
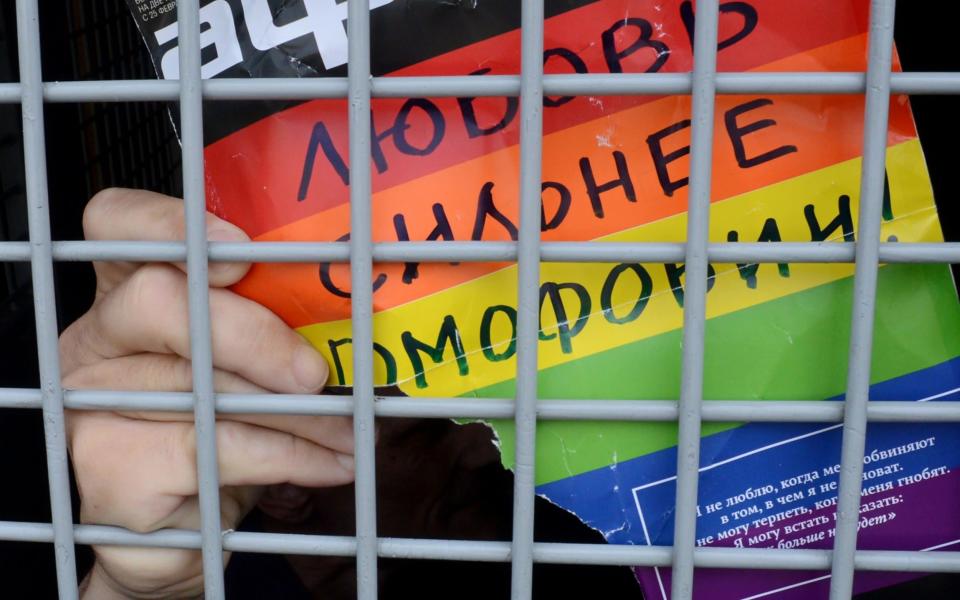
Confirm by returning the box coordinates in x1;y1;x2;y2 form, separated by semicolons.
61;188;355;598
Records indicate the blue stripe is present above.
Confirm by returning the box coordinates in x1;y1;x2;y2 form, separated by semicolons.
536;356;960;546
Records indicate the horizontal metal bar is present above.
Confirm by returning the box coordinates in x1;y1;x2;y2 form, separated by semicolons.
2;521;958;572
45;80;181;102
1;72;959;104
55;241;185;262
0;387;45;408
0;84;20;103
224;531;357;556
374;75;522;98
889;72;960;95
0;522;203;548
3;241;960;265
2;388;958;422
211;240;960;265
378;537;512;562
718;71;960;95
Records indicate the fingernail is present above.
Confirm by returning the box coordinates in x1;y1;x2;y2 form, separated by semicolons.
292;344;328;392
207;223;248;243
335;453;355;471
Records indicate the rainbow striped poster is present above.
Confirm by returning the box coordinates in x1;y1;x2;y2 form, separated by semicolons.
129;0;960;597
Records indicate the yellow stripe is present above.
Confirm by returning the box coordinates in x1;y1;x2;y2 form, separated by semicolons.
302;139;939;396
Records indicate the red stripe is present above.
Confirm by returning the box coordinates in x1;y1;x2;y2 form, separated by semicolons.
204;0;869;238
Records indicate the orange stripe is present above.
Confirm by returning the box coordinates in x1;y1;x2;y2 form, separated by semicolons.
233;34;918;328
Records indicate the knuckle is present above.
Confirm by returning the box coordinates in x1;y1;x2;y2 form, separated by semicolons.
83;188;127;239
61;367;93;390
216;420;246;460
137;354;191;392
84;188;187;243
59;314;110;377
146;197;186;242
58;320;85;370
69;418;112;506
125;265;185;319
170;425;196;476
217;419;241;445
282;432;306;469
237;305;285;353
166;356;194;389
69;420;96;474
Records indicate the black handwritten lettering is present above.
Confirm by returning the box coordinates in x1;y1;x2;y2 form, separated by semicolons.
319;233;388;298
393;203;456;284
327;338;398;387
472;182;518;241
543;48;589;107
457;68;519;138
372;98;446;174
665;262;717;308
401;315;469;389
601;263;653;324
539;282;592;354
805;195;855;242
681;1;759;51
370;113;397;175
579;150;637;218
724;98;798;168
299;121;349;197
647;120;692;197
883;169;893;221
541;181;572;231
602;18;670;74
727;218;790;289
480;305;517;362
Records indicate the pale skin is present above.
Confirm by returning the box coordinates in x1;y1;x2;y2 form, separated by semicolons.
62;188;356;599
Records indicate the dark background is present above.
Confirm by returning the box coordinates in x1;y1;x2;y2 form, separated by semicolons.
1;1;958;598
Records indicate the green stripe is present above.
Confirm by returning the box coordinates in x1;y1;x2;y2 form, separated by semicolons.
470;263;960;485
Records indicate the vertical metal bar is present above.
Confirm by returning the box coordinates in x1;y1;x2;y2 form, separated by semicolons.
15;1;79;597
829;1;897;597
510;1;545;599
347;1;378;599
176;0;226;598
670;1;720;599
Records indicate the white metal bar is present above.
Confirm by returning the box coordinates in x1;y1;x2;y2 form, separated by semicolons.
14;0;79;597
6;240;960;264
4;388;960;421
510;1;546;598
346;2;380;599
2;72;960;104
671;1;721;597
830;1;899;597
2;521;960;573
174;0;225;597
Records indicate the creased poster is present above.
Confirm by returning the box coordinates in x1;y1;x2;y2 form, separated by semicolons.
126;1;960;597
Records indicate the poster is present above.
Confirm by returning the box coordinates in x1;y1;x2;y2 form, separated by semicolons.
127;1;960;597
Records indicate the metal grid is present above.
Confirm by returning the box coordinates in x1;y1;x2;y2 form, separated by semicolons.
1;0;959;599
64;0;182;199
